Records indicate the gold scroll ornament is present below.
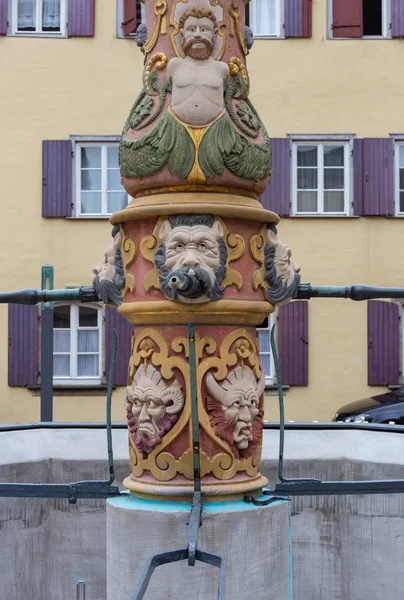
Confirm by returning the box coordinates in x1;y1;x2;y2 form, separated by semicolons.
229;0;248;55
143;0;168;58
128;327;264;482
249;223;268;299
120;226;137;300
144;52;168;94
139;215;245;293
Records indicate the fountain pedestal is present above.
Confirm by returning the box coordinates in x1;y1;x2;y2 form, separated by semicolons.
107;494;291;600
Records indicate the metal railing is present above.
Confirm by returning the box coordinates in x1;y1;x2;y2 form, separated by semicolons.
2;269;404;598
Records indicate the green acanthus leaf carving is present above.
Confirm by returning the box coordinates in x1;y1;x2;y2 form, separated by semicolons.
236;102;260;133
198;112;271;182
230;71;248;100
146;69;160;96
120;111;195;180
129;97;154;129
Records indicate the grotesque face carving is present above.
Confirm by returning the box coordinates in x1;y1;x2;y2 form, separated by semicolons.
154;214;227;303
206;367;265;458
125;364;185;454
93;225;125;306
179;8;218;60
264;226;301;306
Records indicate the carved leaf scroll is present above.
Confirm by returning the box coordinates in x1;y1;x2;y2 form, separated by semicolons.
121;228;137;299
249;225;267;297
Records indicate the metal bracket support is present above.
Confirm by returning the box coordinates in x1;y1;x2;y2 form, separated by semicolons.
128;323;227;599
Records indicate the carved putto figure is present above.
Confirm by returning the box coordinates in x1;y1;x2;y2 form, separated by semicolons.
264;225;301;305
119;3;271;195
125;364;185;454
93;225;125;306
206;366;265;458
167;7;229;126
154;214;227;303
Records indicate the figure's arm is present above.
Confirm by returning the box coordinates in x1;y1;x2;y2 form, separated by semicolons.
220;61;230;80
167;57;181;80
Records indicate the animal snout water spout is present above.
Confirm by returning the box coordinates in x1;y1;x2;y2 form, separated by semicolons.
168;270;200;296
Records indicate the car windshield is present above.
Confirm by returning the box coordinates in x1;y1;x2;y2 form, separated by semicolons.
371;388;404;405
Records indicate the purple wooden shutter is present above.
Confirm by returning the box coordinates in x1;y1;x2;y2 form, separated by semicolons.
68;0;95;37
8;305;39;387
332;0;363;38
368;301;400;386
260;139;291;217
285;0;312;38
105;307;132;386
278;301;308;386
392;0;404;37
0;0;8;35
42;141;72;217
353;138;363;216
362;138;394;216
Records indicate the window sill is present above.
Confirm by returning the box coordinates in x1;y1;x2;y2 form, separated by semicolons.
253;35;285;40
264;385;290;395
66;216;112;220
28;385;116;397
328;36;391;41
10;32;66;38
290;214;358;219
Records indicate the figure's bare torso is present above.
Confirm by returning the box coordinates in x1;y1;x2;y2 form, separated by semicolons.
168;57;229;126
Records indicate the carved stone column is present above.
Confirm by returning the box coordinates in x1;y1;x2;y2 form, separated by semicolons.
96;0;300;501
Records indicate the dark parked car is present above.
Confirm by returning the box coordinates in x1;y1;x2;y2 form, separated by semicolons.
333;387;404;424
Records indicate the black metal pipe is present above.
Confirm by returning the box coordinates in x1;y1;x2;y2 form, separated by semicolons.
0;286;99;305
296;283;404;301
40;309;53;422
274;479;404;496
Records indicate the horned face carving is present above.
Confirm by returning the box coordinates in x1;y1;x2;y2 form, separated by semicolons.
206;367;265;457
125;364;185;454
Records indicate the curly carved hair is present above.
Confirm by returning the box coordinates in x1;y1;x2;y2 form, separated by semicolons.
179;7;218;30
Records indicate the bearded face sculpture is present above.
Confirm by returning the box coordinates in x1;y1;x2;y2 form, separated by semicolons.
93;225;125;306
154;214;227;304
125;364;185;454
179;8;218;60
264;225;301;306
205;367;265;458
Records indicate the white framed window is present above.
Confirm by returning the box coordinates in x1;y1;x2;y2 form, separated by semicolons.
328;0;391;40
74;142;129;217
12;0;66;36
248;0;284;38
258;313;276;386
394;143;404;216
292;139;352;216
53;304;102;386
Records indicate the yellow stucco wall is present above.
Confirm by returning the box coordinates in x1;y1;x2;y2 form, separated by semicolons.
0;0;402;424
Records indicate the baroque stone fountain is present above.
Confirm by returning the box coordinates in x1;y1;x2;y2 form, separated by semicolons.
100;1;299;596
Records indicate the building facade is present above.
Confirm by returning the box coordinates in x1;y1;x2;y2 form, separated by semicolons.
1;0;403;424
